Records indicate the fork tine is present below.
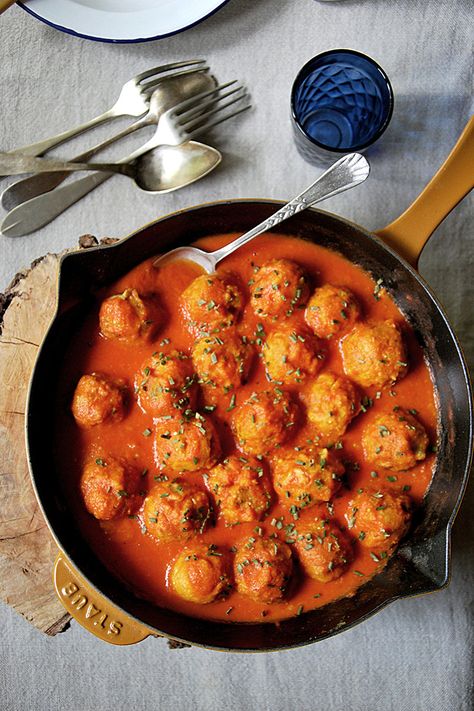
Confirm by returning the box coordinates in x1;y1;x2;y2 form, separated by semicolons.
171;81;238;116
180;90;248;132
186;104;252;139
177;84;244;122
134;59;207;84
141;66;211;94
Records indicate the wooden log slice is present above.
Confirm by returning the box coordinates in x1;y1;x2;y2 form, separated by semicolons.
0;237;109;635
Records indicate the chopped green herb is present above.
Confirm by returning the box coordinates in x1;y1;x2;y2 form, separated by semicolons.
226;393;236;411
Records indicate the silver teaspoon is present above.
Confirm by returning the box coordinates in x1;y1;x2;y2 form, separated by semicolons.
0;142;221;237
152;153;370;272
0;142;222;193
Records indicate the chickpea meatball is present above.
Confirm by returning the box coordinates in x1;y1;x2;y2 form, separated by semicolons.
154;413;220;471
141;478;211;542
192;329;253;399
99;288;162;342
294;518;353;582
250;259;310;320
262;326;325;384
72;373;126;428
362;407;429;471
207;455;273;525
304;284;360;339
135;351;197;415
272;447;344;509
346;488;411;549
80;455;142;521
232;388;298;455
341;320;408;389
234;536;293;603
170;543;231;604
181;273;243;336
307;372;361;442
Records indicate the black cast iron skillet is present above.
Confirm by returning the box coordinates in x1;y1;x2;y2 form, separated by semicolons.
26;118;474;650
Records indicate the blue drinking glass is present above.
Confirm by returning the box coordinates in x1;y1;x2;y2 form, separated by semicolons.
291;49;394;165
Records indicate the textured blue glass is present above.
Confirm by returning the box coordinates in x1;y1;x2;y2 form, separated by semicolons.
291;50;393;165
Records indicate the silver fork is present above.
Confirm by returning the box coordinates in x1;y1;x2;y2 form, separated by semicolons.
0;83;249;177
1;84;251;237
6;59;208;158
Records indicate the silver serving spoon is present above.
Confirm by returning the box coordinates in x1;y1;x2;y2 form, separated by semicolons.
153;153;370;272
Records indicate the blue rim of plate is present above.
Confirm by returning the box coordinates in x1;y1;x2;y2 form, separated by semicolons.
17;0;232;44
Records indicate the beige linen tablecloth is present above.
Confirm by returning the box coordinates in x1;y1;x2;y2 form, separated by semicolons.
0;1;473;709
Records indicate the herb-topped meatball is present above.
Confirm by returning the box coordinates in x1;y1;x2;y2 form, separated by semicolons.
234;536;293;603
99;288;162;342
141;478;211;542
207;455;273;525
232;388;299;455
80;455;142;521
192;329;253;400
346;488;411;550
304;284;360;339
341;320;408;389
181;273;243;336
135;351;197;415
170;544;232;604
72;373;126;428
262;325;325;385
362;407;429;471
307;371;361;442
154;412;220;471
272;447;344;510
293;518;353;582
249;259;310;320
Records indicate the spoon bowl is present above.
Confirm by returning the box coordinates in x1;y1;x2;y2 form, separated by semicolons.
134;141;221;193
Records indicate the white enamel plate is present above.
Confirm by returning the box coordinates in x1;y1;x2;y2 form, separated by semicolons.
18;0;231;43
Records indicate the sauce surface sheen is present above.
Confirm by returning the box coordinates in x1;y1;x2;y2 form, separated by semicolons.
56;233;437;622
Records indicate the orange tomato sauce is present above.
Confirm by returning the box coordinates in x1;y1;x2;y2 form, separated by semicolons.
55;233;438;623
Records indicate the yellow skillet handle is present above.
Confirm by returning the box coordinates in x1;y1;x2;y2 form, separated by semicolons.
376;115;474;268
53;551;154;645
0;0;17;13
